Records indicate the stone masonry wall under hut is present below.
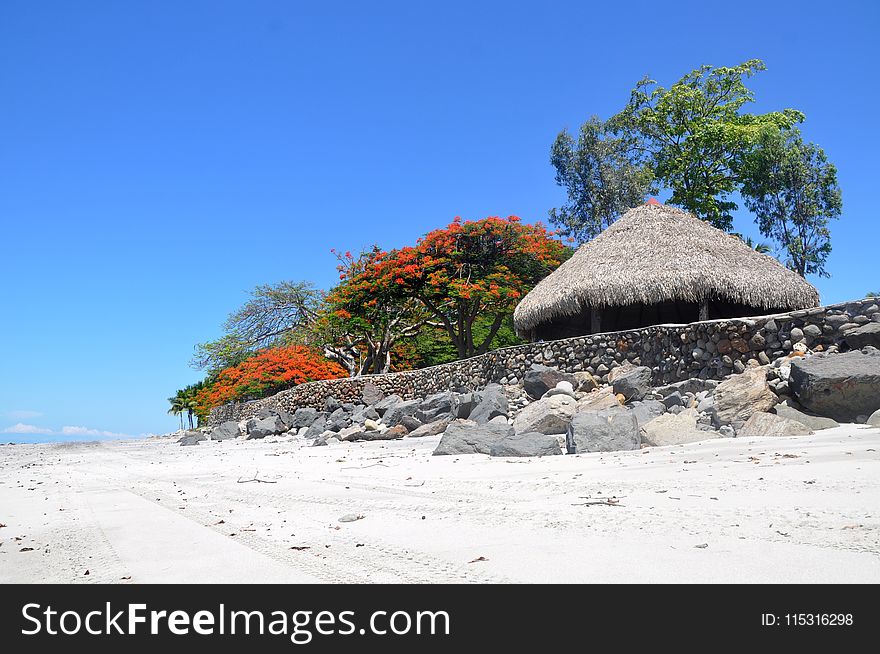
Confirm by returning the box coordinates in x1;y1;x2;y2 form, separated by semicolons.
208;298;879;426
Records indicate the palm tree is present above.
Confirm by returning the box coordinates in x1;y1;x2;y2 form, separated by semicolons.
734;233;772;254
167;395;186;431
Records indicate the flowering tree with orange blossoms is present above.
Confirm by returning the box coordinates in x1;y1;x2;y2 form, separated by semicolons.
193;345;347;418
360;217;570;359
321;247;431;375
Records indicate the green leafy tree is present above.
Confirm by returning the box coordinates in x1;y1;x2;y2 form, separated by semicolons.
549;116;655;242
740;128;842;277
611;59;804;231
732;233;772;254
363;217;570;359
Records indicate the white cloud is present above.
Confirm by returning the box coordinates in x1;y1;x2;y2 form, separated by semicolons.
2;423;151;439
60;425;131;438
5;410;43;420
1;423;54;435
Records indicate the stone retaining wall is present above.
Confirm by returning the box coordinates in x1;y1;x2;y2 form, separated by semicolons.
208;298;880;426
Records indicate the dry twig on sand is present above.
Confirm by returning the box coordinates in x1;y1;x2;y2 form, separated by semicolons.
571;496;624;507
237;471;278;484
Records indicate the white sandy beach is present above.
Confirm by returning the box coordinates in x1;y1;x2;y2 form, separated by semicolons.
1;425;879;583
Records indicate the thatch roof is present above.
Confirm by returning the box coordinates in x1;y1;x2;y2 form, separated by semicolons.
514;202;819;335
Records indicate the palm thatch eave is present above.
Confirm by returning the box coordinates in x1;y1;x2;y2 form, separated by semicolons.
513;203;819;335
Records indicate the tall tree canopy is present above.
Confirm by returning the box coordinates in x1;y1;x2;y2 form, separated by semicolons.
740;127;842;278
358;216;570;359
321;248;430;375
549;116;654;242
610;59;804;231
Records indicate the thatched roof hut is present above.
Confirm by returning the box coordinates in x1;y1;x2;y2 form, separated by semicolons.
514;201;819;340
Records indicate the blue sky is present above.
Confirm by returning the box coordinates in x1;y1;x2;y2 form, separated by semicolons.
1;0;878;441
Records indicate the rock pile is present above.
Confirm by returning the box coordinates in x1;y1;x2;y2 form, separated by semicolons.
194;344;880;455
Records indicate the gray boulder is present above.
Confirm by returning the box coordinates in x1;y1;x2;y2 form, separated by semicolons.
468;384;508;424
544;382;576;399
661;391;685;410
629;400;667;428
738;412;813;437
383;399;421;427
576;388;622;412
844;323;880;350
210;421;241;441
641;409;717;447
489;432;563;457
324;396;341;412
256;406;292;429
178;431;206;446
415;392;455;423
611;366;653;402
868;409;880;427
361;382;385;406
773;404;839;430
326;407;351;432
408;418;451;438
336;425;367;441
655;378;715;397
512;394;577;435
710;367;778;428
351;406;379;424
373;394;403;416
432;419;515;455
451;392;479;419
303;419;327;439
290;407;321;429
359;425;408;441
523;365;577;400
246;415;287;439
789;349;880;421
566;407;640;453
398;415;423;432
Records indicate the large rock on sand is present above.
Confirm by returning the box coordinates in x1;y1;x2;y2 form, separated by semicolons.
630;400;667;428
432;420;514;456
382;399;421;427
611;366;653;402
773;404;839;431
178;431;207;446
468;384;508;424
566;407;640;454
710;367;777;428
789;349;880;422
868;409;880;427
246;415;287;439
738;412;813;437
290;407;321;429
210;421;241;441
408;418;451;438
576;388;622;413
415;392;455;423
523;365;577;400
640;409;716;447
512;394;576;435
489;432;562;457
